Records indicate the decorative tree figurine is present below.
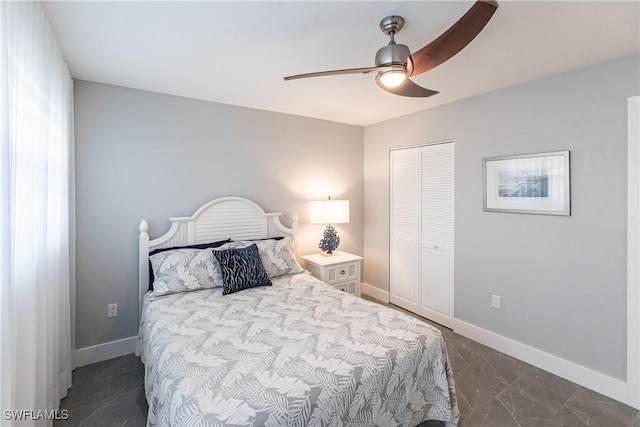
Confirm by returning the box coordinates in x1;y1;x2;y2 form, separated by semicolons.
318;224;340;255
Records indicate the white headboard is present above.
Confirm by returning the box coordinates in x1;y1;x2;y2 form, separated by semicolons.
138;196;298;318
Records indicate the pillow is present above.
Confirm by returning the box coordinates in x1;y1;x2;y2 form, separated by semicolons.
212;244;272;295
243;236;284;241
251;237;304;278
149;249;220;299
148;239;231;290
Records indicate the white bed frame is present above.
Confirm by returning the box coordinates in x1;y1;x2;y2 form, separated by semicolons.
138;196;298;319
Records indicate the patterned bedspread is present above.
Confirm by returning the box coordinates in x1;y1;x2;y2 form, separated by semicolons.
136;272;459;426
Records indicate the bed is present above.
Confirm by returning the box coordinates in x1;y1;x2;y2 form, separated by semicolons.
135;197;459;426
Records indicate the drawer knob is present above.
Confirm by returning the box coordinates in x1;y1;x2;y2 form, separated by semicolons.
340;269;346;275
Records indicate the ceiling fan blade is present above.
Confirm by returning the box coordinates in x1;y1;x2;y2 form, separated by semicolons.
375;75;439;98
284;66;384;81
410;0;499;76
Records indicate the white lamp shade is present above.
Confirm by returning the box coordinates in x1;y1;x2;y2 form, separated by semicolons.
310;200;349;224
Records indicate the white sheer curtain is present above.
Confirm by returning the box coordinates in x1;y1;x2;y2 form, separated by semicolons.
0;1;73;425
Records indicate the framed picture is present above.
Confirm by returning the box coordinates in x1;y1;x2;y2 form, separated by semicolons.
483;150;570;216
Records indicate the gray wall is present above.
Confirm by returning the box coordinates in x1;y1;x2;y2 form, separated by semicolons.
74;81;363;349
363;55;639;380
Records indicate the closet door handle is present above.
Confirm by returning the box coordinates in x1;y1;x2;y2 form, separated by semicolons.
433;245;438;250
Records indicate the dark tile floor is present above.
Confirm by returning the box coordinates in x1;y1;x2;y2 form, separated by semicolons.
55;296;640;427
55;353;147;427
363;295;640;427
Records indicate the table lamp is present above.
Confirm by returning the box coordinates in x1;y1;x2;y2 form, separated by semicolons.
309;197;349;256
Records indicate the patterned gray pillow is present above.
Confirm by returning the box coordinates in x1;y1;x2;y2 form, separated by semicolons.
149;249;220;299
252;237;304;278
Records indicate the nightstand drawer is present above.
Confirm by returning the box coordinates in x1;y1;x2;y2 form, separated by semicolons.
334;281;358;295
326;262;359;284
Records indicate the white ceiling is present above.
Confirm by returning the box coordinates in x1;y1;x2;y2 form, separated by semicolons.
42;1;639;126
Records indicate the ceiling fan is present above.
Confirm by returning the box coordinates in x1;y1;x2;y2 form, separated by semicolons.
283;1;499;98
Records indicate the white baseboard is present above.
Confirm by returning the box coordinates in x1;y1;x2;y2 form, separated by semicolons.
359;284;627;404
452;319;628;406
361;282;389;303
73;336;137;369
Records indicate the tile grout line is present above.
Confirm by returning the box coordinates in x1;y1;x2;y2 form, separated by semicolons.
543;382;582;423
481;356;510;389
454;385;474;415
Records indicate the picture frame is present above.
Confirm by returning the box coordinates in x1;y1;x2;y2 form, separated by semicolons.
483;150;570;216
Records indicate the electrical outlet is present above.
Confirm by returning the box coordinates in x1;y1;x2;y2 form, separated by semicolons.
107;303;118;318
491;294;501;309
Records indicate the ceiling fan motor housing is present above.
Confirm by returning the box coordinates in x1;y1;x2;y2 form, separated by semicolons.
375;43;411;68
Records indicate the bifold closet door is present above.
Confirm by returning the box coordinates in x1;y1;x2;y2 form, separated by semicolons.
390;142;454;326
419;143;454;327
389;149;420;313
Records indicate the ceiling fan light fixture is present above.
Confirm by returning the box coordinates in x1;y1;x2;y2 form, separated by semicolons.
379;70;406;88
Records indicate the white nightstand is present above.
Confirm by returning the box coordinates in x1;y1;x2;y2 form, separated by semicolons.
302;252;363;297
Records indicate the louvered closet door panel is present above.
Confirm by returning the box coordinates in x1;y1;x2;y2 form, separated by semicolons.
390;149;420;313
391;150;419;240
420;142;454;326
421;143;454;249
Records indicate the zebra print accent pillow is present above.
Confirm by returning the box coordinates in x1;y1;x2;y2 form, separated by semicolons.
212;244;272;295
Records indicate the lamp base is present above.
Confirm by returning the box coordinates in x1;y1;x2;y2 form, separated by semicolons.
320;251;339;257
318;224;340;255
